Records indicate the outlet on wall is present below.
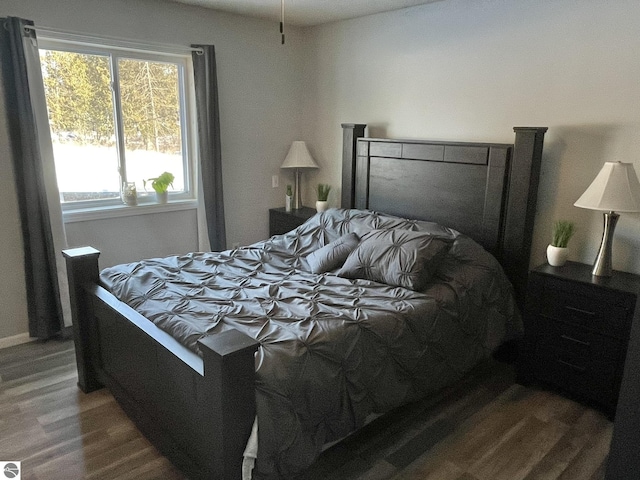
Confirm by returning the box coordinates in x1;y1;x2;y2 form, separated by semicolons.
272;175;279;188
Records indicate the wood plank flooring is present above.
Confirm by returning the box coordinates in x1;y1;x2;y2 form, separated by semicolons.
0;339;611;479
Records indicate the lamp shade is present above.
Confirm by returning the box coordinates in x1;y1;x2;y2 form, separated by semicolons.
574;162;640;212
280;141;319;169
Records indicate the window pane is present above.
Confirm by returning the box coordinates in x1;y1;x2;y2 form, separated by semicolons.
39;50;120;202
118;58;185;195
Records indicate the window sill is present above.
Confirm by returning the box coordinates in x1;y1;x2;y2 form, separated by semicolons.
63;199;198;223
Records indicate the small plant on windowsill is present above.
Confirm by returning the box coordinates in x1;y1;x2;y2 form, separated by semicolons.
315;183;331;213
547;220;575;267
144;171;175;204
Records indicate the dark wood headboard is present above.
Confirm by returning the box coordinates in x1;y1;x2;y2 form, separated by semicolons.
341;124;547;308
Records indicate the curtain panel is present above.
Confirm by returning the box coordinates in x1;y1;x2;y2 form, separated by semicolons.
1;17;64;338
192;45;227;252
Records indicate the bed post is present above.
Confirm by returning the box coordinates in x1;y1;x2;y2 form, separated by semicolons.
341;123;367;208
503;127;548;308
62;246;103;393
198;331;259;480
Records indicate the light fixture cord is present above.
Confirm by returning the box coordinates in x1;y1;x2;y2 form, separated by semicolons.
280;0;285;44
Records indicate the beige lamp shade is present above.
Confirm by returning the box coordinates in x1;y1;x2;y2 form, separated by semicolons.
280;141;319;169
574;162;640;212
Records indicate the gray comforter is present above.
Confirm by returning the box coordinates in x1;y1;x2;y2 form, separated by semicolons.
100;208;521;479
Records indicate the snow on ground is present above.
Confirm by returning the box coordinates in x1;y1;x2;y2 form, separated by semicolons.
52;142;185;196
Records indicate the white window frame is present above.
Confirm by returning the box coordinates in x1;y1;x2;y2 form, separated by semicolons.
37;35;198;223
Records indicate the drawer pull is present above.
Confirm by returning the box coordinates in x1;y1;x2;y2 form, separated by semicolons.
564;306;596;317
560;334;591;347
557;358;587;373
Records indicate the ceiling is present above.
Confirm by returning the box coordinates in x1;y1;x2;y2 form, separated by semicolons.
167;0;445;27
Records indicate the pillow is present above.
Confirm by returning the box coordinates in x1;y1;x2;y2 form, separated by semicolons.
337;229;449;291
305;232;360;274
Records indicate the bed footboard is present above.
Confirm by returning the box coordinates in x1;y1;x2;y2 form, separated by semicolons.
63;247;259;480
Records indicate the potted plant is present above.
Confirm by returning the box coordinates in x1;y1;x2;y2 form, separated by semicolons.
547;220;575;267
144;172;174;204
315;183;331;212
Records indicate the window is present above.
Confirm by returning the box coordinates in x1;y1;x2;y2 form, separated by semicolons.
38;39;195;215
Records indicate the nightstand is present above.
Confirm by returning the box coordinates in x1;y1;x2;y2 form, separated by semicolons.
519;261;640;416
269;207;316;236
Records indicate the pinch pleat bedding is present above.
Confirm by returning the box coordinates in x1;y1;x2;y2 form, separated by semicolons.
101;208;520;479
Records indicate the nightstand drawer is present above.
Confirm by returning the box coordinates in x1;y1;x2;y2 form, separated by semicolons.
534;345;618;406
536;316;621;361
540;281;632;338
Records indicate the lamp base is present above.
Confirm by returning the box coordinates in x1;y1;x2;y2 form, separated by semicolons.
592;211;619;277
293;168;303;209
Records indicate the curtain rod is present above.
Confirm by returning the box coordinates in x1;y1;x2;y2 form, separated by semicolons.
22;24;204;56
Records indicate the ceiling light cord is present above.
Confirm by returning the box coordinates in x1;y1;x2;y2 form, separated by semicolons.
280;0;285;44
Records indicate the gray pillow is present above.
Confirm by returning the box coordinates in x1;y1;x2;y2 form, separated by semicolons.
306;232;360;274
337;229;449;290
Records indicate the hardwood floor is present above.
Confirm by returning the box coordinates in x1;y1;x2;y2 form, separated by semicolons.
0;339;611;480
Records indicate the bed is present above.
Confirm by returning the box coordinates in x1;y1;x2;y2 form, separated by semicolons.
63;124;547;480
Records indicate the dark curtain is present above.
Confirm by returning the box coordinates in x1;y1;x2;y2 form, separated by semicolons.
192;45;227;251
1;17;64;338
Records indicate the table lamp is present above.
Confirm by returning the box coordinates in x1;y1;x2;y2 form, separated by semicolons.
574;161;640;276
281;141;318;209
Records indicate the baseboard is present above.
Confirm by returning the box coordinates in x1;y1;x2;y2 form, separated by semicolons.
0;332;36;350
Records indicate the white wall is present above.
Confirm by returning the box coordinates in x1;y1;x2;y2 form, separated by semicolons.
303;0;640;274
0;0;306;340
64;210;199;268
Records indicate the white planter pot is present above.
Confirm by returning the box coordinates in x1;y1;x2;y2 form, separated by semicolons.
547;245;568;267
315;201;329;212
156;191;168;204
